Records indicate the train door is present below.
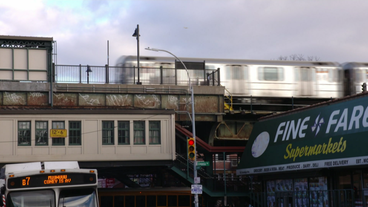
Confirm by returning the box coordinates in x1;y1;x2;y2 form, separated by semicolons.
223;65;249;96
353;68;367;95
296;67;316;97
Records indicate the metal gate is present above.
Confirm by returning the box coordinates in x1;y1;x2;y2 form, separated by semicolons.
249;189;354;207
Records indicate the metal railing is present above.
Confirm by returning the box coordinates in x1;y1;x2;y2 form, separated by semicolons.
55;64;220;86
173;153;249;194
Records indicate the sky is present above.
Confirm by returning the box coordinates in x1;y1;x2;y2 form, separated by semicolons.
1;0;368;66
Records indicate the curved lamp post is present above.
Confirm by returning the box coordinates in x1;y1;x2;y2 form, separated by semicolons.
132;25;142;85
145;47;198;207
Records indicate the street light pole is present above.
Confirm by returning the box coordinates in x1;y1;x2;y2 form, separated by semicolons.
145;47;198;207
132;25;142;85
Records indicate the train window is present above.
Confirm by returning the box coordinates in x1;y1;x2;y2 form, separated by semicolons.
157;195;166;206
147;195;156;207
115;196;124;207
328;69;339;82
136;195;145;207
258;67;284;81
297;67;316;82
294;68;300;81
126;196;135;207
355;69;366;82
168;195;177;207
225;65;248;80
300;69;314;81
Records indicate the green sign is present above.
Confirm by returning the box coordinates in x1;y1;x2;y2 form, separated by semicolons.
197;161;210;166
237;94;368;175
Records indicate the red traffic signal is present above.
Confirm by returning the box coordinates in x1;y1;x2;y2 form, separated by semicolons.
187;138;195;161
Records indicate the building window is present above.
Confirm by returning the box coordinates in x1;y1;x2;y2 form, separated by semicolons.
102;121;114;145
69;121;81;145
118;121;130;145
18;121;31;146
52;121;65;145
134;121;145;144
35;121;48;146
149;121;160;144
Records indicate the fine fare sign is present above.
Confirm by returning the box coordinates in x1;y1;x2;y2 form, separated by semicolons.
237;94;368;175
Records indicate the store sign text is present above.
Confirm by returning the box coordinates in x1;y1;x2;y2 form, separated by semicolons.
284;137;347;161
237;156;368;175
274;105;368;144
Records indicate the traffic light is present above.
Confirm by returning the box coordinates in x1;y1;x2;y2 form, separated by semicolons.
362;83;367;92
187;137;196;161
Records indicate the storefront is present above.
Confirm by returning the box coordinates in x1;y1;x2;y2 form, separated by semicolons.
237;92;368;207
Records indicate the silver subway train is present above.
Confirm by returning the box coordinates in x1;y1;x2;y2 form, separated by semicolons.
115;55;367;99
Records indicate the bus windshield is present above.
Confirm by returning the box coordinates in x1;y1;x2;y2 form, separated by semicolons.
59;188;97;207
7;190;55;207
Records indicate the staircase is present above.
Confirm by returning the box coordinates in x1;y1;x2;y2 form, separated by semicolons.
171;152;249;197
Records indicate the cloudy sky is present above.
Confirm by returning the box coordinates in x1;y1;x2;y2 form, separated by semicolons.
1;0;368;65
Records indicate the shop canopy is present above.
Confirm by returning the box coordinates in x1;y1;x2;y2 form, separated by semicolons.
237;92;368;175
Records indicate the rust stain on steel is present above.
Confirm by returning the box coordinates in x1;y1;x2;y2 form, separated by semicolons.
178;95;191;121
195;115;216;122
195;96;219;113
3;92;26;105
106;94;133;107
179;95;219;113
28;92;48;106
53;93;78;106
134;94;160;109
179;95;191;111
79;93;105;106
216;121;253;140
161;95;179;110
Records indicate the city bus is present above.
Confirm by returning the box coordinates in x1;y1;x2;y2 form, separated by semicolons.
0;161;98;207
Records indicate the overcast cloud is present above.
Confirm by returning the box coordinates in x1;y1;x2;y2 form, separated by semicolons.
1;0;368;65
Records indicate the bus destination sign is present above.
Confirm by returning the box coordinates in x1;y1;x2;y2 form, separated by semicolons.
22;175;72;186
8;173;96;189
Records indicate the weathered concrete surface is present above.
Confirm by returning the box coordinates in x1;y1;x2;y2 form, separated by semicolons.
0;83;225;122
79;93;105;106
106;94;133;107
161;95;179;110
195;96;219;113
3;92;26;105
28;92;48;105
134;94;161;109
53;93;78;106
